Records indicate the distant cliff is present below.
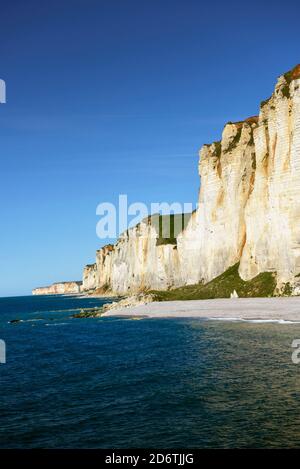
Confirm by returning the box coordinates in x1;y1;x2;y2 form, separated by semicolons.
32;281;82;295
81;65;300;297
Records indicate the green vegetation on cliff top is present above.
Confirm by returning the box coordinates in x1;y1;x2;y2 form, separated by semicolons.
150;263;276;301
284;64;300;83
148;213;192;246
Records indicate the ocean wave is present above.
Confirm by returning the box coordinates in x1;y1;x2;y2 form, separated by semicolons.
45;323;68;326
34;306;102;314
24;318;43;322
209;317;300;324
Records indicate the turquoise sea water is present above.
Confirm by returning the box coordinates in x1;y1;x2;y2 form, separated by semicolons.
0;294;300;448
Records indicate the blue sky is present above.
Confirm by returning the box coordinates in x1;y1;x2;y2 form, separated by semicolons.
0;0;299;296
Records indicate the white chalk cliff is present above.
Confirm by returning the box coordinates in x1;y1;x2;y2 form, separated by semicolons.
83;215;191;294
35;65;300;296
32;281;82;295
81;65;300;296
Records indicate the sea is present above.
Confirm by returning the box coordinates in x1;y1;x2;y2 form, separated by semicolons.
0;294;300;448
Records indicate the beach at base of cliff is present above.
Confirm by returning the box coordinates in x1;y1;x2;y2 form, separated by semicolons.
101;297;300;322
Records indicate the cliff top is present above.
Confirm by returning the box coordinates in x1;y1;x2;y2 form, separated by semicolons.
203;65;300;150
261;64;300;108
283;64;300;83
225;116;259;128
114;213;192;246
96;244;114;253
202;115;258;155
53;281;82;285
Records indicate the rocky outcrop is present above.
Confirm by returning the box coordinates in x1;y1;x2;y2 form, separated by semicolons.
178;66;300;294
239;66;300;294
32;281;82;295
82;264;98;291
81;65;300;296
102;293;156;314
177;117;258;285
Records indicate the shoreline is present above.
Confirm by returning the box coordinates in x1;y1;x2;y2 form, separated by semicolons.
101;297;300;322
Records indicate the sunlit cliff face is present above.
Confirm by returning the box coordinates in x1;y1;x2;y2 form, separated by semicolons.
83;65;300;296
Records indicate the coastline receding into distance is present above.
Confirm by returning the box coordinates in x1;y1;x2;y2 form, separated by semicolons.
78;64;300;299
33;64;300;303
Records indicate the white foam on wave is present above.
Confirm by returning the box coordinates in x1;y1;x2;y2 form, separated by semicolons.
247;319;300;324
45;322;68;326
24;318;43;322
209;317;300;324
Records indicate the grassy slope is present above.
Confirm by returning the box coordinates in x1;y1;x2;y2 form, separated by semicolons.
150;263;276;301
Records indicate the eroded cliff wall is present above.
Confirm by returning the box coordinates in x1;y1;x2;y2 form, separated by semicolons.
239;68;300;293
82;264;98;291
82;65;300;296
85;215;190;294
177;117;258;285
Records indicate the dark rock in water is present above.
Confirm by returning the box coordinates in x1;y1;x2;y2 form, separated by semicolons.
72;307;102;318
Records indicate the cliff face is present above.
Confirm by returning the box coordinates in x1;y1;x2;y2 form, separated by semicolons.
239;67;300;293
86;215;190;294
81;65;300;296
82;264;98;291
32;281;82;295
177;118;258;285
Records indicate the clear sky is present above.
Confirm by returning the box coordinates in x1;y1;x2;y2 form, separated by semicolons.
0;0;299;297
